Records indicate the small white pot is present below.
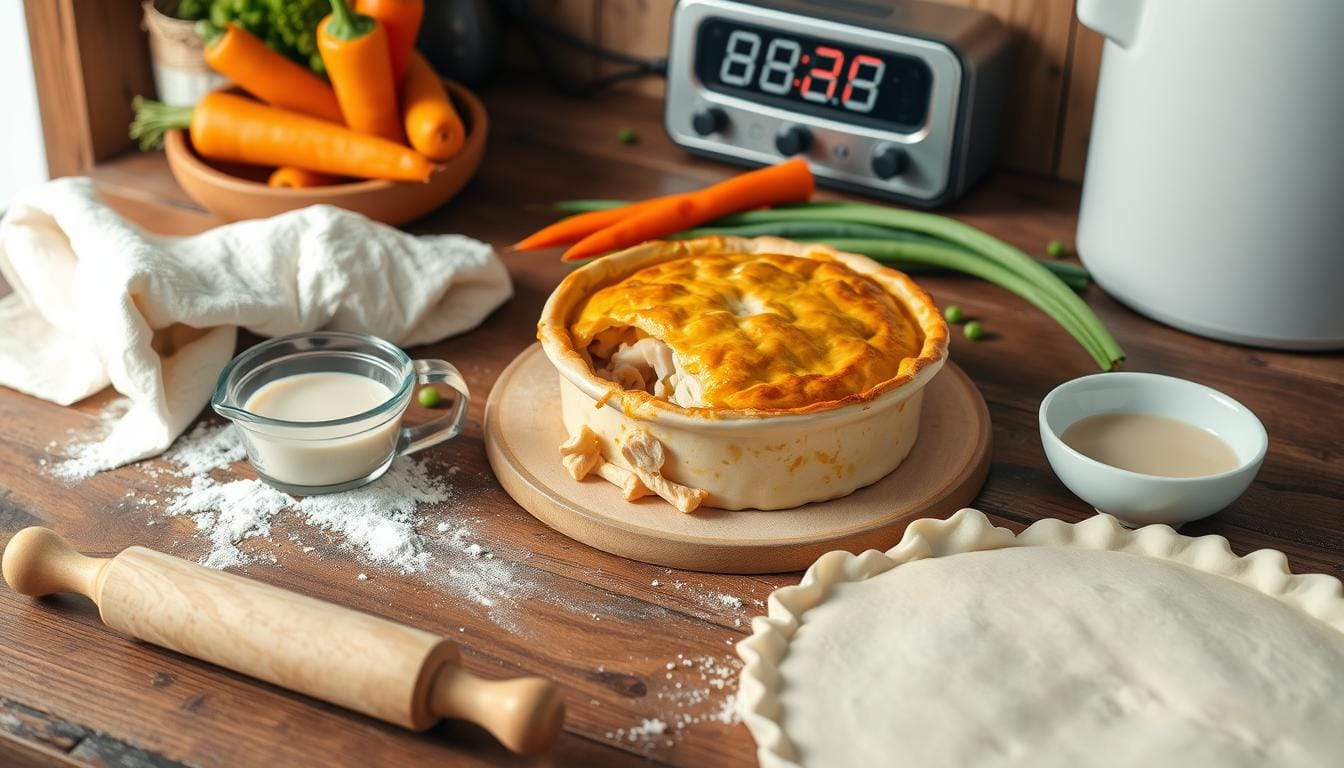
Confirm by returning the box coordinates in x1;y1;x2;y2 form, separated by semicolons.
1039;372;1267;527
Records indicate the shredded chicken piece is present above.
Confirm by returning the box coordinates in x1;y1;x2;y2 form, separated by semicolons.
559;427;603;481
596;461;650;501
619;430;708;514
592;336;706;408
558;426;650;501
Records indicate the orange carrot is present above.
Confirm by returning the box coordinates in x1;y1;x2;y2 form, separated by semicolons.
355;0;424;83
268;167;342;188
514;195;688;251
318;0;404;142
400;51;464;161
561;159;815;260
131;93;433;182
203;23;344;124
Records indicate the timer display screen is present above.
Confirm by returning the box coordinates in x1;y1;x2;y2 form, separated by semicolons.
694;18;933;131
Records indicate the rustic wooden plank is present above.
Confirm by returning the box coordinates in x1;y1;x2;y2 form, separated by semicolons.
22;0;93;178
2;82;1340;768
943;0;1076;174
596;0;674;98
69;0;157;163
1056;20;1103;182
0;732;80;768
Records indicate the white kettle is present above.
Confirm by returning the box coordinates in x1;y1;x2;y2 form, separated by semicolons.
1076;0;1344;349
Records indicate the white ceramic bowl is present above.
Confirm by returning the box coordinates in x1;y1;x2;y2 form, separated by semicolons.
1039;372;1267;527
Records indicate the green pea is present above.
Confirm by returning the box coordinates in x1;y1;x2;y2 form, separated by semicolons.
418;387;441;408
943;304;965;324
618;128;638;145
963;321;985;341
1046;240;1068;259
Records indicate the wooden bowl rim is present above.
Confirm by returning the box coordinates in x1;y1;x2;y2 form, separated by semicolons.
164;79;488;197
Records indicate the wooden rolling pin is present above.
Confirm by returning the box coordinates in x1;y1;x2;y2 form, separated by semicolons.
1;527;565;755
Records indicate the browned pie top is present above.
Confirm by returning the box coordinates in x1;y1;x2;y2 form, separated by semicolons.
568;251;926;410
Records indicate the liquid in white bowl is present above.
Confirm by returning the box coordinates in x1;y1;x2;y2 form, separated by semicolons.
1061;412;1239;478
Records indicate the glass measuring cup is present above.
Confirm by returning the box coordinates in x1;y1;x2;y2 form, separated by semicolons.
211;332;469;495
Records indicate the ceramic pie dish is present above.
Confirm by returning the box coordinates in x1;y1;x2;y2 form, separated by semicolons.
737;509;1344;767
536;236;948;512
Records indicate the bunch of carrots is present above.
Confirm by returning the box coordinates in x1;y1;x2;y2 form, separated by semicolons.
131;0;465;186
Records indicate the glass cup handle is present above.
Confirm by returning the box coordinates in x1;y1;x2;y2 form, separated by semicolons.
397;359;471;456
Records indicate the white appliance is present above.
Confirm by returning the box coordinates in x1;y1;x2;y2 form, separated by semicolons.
1076;0;1344;349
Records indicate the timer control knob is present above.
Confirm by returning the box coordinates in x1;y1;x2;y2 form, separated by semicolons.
775;124;813;156
692;107;728;136
872;146;910;179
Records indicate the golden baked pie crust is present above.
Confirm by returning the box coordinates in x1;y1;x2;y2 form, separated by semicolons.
538;237;948;418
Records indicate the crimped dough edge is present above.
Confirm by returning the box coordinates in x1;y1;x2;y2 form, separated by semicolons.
734;509;1344;767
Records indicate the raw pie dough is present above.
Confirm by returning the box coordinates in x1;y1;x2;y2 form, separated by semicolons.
737;510;1344;768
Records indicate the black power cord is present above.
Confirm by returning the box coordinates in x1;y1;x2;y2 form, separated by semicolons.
503;0;668;96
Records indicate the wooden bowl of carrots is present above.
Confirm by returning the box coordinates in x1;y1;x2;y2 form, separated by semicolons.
163;79;486;227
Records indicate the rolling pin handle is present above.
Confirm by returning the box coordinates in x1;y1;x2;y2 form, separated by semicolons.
2;527;109;601
428;665;566;756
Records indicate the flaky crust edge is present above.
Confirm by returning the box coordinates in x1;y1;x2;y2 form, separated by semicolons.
537;236;949;419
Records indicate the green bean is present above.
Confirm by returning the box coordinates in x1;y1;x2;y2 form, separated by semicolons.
670;221;947;245
551;199;629;213
676;222;1090;290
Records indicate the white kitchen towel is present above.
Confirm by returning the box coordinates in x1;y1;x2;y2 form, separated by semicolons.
0;177;512;474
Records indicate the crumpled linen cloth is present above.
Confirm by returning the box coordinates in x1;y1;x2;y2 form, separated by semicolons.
0;177;512;472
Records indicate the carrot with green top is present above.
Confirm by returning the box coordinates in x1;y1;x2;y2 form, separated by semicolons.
356;0;424;83
318;0;403;142
203;23;344;124
131;93;433;182
401;51;464;161
560;158;815;260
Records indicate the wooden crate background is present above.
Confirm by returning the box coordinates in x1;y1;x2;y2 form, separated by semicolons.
530;0;1103;182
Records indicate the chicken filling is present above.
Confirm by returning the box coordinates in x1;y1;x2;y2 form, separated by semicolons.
586;330;706;407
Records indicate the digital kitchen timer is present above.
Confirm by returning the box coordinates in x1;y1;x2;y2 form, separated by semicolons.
665;0;1010;207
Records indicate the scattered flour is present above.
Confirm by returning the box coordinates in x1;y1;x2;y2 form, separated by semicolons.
167;475;290;569
166;455;448;573
665;579;749;616
48;398;133;480
164;420;246;475
605;653;743;751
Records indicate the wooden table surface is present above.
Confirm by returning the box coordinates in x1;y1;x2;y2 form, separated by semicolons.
1;83;1340;768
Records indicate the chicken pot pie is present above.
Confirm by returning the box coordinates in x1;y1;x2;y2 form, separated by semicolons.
737;510;1344;767
537;237;948;512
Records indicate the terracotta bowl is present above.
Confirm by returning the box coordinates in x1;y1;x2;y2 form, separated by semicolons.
164;80;488;227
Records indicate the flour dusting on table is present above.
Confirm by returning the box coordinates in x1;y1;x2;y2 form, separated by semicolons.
48;398;133;480
605;653;744;750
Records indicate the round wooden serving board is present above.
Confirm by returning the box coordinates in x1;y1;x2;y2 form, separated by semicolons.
484;344;992;574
